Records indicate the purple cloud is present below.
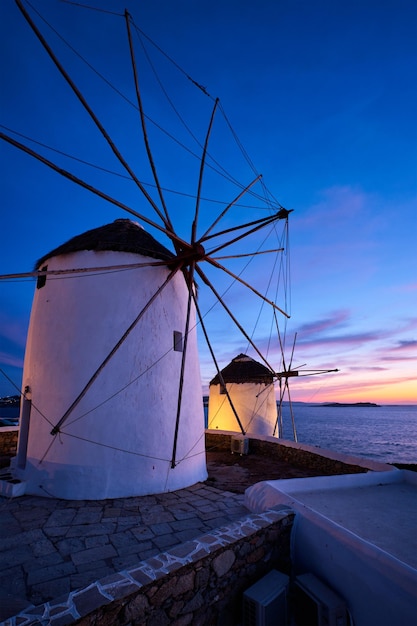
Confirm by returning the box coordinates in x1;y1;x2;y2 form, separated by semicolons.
296;310;351;337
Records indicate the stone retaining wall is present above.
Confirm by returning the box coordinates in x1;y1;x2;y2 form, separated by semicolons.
205;430;369;475
0;427;18;460
15;508;294;626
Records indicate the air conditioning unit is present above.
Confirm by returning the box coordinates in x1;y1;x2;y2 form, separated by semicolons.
231;435;249;455
242;569;289;626
293;573;348;626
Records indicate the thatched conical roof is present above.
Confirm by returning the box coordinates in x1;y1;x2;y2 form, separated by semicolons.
35;219;174;269
210;353;274;385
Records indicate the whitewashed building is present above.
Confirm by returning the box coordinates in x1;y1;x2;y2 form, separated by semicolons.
207;354;278;436
13;219;207;499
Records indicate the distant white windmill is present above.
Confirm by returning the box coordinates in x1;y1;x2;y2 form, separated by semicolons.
1;2;292;498
208;353;278;435
206;336;338;443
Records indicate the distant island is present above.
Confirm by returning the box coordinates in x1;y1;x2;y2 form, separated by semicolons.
320;402;380;408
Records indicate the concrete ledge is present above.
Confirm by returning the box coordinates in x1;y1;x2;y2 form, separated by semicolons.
245;466;416;516
0;468;26;497
244;468;407;514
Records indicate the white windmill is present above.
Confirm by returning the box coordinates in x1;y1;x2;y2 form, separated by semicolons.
1;1;292;499
207;354;278;436
206;337;338;442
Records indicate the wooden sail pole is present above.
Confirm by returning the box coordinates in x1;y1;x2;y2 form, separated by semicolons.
193;293;246;435
203;212;288;257
212;248;283;260
199;176;262;241
192;98;219;244
200;212;279;245
15;0;172;230
124;10;174;234
0;260;175;283
0;131;190;251
170;262;196;468
195;265;276;373
206;255;290;318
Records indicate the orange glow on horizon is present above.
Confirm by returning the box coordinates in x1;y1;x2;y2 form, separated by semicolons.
290;378;417;405
202;375;417;405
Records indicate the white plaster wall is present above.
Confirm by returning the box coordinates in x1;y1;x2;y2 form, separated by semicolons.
208;381;277;436
245;471;417;626
15;249;207;499
291;508;417;626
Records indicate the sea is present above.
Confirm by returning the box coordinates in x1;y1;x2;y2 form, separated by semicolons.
205;403;417;465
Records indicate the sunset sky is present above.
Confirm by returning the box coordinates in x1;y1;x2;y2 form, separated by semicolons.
1;0;416;404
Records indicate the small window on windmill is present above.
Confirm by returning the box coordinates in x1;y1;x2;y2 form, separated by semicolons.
37;265;48;289
173;330;183;352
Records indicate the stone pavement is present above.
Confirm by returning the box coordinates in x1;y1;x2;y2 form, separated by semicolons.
0;482;248;623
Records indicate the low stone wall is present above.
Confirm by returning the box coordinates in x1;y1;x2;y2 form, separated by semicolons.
206;430;371;475
0;427;18;463
15;508;294;625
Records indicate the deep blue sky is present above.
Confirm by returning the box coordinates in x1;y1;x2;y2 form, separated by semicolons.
1;0;416;403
